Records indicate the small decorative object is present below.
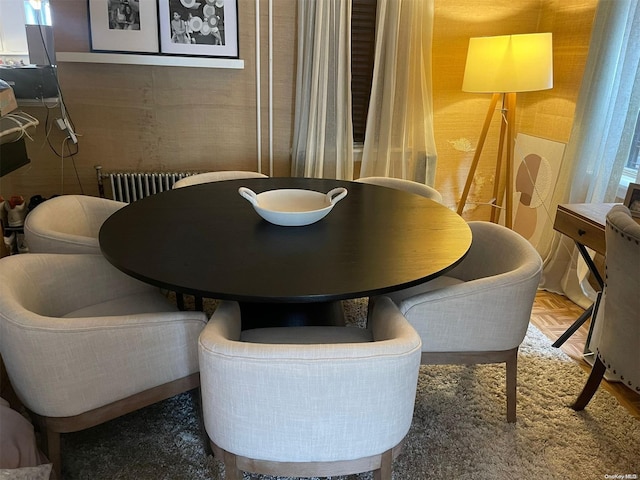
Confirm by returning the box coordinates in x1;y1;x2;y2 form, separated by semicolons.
238;187;348;226
623;182;640;218
158;0;239;58
88;0;160;53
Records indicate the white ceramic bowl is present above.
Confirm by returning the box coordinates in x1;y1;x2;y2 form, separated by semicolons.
238;187;348;226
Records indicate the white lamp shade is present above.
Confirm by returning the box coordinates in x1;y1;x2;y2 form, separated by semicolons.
462;33;553;93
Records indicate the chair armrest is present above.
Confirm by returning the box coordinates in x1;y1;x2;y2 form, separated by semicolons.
397;269;540;352
1;310;207;418
4;254;159;317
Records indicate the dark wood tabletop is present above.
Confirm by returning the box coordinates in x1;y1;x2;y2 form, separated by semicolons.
99;177;472;305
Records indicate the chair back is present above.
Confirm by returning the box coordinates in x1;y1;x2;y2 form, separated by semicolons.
23;195;126;254
198;297;421;464
172;170;267;188
0;253;205;419
396;221;543;352
596;205;640;391
355;176;443;203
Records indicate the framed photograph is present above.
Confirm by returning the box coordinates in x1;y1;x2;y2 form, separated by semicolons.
623;182;640;218
158;0;238;58
88;0;159;53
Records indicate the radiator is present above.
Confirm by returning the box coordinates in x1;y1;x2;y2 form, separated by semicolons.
95;166;195;202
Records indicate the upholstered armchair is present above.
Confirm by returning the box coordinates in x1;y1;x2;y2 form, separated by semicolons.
198;296;422;479
573;205;640;410
0;253;208;477
355;176;443;203
23;194;126;254
384;221;543;422
172;170;267;188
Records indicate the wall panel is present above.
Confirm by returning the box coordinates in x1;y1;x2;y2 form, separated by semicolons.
1;0;595;210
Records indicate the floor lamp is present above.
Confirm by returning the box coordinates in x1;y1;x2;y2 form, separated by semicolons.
456;33;553;228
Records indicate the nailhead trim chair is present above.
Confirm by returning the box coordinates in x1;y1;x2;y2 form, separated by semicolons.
384;221;543;422
198;296;422;479
572;204;640;410
0;253;208;478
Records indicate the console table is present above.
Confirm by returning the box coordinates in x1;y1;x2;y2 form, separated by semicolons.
551;203;640;348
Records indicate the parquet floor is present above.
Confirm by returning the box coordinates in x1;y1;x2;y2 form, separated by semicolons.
531;290;640;418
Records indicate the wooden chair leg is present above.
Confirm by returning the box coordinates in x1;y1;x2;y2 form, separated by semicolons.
222;449;242;480
44;428;62;480
572;356;606;411
506;350;518;423
374;448;393;480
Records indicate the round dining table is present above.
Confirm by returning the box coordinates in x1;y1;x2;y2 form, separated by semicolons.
99;177;472;328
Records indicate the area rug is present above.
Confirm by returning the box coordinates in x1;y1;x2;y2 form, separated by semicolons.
61;298;639;480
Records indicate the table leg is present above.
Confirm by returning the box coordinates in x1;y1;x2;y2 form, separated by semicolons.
239;301;346;330
552;303;593;348
552;241;604;348
575;243;604;289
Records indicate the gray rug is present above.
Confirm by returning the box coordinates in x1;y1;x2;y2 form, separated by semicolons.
61;298;639;479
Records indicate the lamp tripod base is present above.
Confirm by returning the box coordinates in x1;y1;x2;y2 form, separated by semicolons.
457;92;517;229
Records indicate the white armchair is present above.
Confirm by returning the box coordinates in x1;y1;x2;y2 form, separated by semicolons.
385;221;543;422
172;170;267;189
573;205;640;410
23;194;126;254
0;253;208;477
355;176;443;203
198;296;422;479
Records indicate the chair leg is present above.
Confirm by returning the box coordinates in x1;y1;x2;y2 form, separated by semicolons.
43;427;62;479
222;449;242;480
373;449;393;480
572;356;606;411
506;350;518;423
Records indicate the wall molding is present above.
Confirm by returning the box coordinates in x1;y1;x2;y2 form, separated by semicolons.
55;52;244;69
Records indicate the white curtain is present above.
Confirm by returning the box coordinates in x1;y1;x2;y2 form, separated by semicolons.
360;0;437;185
291;0;354;180
540;0;640;306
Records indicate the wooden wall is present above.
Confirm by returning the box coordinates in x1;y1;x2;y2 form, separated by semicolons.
0;0;596;211
1;0;297;199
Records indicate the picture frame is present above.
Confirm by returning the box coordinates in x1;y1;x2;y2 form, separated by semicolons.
88;0;160;53
158;0;238;58
623;182;640;218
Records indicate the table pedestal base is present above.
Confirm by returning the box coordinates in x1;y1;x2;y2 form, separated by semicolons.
239;301;346;330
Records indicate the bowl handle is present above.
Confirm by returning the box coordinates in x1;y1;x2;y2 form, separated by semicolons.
238;187;259;207
326;187;348;205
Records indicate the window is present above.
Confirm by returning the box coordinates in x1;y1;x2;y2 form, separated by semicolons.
351;0;377;144
0;0;51;63
617;108;639;199
625;108;640;171
24;0;52;26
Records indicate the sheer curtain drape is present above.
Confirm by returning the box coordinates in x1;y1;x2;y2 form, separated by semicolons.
540;0;640;307
291;0;354;180
360;0;437;185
